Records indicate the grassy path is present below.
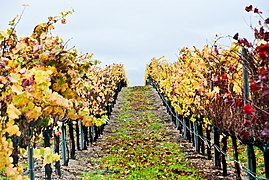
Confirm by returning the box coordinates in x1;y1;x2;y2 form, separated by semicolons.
83;86;203;179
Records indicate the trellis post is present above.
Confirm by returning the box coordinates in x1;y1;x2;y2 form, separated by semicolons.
242;48;256;180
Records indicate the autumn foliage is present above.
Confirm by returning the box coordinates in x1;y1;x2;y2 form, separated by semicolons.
145;5;269;145
0;11;127;178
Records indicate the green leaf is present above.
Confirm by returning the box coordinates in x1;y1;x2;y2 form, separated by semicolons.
40;147;45;156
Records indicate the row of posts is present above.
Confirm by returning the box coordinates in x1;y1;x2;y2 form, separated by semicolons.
23;80;127;180
147;76;269;179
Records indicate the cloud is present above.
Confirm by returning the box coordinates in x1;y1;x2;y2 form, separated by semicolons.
1;0;268;86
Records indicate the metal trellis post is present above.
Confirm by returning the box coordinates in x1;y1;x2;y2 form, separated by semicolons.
242;48;256;180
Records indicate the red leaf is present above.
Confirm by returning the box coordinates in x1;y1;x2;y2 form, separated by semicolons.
264;32;269;41
236;100;243;107
21;79;29;87
228;64;236;72
250;81;260;92
254;28;260;39
259;68;267;76
214;45;219;55
243;103;254;115
254;8;262;14
239;38;252;48
256;43;269;60
251;117;261;124
260;27;264;36
221;73;228;81
245;5;253;12
240;130;249;139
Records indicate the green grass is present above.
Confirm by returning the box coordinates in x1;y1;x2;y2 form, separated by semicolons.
83;86;203;180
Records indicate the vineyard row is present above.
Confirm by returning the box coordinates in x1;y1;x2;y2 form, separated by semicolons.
145;5;269;179
0;11;128;179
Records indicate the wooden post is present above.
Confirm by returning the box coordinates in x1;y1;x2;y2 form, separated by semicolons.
90;126;95;144
80;120;84;150
12;137;19;166
190;120;194;144
198;120;205;155
175;112;179;130
76;121;80;150
232;135;241;179
27;127;35;180
171;106;176;125
84;126;89;148
94;126;98;141
183;117;187;140
206;126;212;160
68;121;75;159
221;136;228;176
213;126;221;168
194;121;199;152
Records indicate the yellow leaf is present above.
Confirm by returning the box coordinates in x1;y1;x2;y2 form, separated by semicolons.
11;84;23;95
39;54;49;62
175;106;183;115
33;148;41;160
26;106;42;121
61;83;68;92
12;93;28;107
233;83;241;95
5;124;20;136
7;104;21;120
55;107;64;117
33;68;52;84
68;109;78;120
49;24;55;29
52;154;60;162
42;106;53;116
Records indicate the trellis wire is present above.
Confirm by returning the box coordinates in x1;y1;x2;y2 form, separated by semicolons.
150;80;267;180
21;80;127;180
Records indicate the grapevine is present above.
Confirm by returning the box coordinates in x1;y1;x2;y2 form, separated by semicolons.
0;11;127;179
146;5;269;145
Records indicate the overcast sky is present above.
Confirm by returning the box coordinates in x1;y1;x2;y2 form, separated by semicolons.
1;1;268;86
